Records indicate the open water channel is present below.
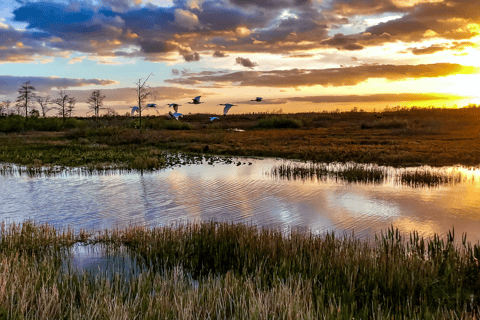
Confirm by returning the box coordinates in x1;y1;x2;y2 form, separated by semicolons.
2;157;480;273
1;157;480;242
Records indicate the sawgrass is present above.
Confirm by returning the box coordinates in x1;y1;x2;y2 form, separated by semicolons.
1;221;480;319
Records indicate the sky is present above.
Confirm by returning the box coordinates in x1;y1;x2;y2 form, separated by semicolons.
1;0;480;116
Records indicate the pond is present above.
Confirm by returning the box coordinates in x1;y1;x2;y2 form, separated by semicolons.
1;158;480;243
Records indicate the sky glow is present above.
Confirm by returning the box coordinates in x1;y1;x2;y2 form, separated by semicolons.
0;0;479;116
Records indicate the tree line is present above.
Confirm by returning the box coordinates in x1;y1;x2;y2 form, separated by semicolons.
0;81;106;122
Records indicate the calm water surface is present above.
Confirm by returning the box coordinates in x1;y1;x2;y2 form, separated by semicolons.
1;158;480;242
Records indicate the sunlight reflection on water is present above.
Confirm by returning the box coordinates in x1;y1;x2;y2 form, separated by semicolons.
1;159;480;243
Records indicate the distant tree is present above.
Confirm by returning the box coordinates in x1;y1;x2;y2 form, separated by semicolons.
133;73;157;131
15;81;37;117
87;89;106;123
36;95;52;117
103;108;118;118
54;90;76;121
29;109;40;117
1;100;11;115
66;97;76;118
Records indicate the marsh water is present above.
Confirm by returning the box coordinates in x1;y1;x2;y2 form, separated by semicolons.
1;157;480;243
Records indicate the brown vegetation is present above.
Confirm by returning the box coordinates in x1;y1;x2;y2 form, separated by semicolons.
1;107;480;167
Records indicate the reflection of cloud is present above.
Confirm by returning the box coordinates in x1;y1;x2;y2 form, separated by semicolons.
166;63;479;88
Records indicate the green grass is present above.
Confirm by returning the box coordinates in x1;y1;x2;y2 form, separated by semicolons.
0;115;85;132
1;221;480;319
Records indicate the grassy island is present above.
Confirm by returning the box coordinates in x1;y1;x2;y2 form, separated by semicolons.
1;106;480;170
1;221;479;319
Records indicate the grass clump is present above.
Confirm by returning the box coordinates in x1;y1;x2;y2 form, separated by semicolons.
361;117;409;129
2;221;480;318
257;116;303;129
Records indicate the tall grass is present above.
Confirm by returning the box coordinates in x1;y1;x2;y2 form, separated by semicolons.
1;221;480;319
257;116;304;129
271;162;470;187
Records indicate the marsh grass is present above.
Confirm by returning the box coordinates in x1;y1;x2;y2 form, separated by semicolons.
257;116;304;129
0;115;85;133
271;162;471;187
1;221;480;319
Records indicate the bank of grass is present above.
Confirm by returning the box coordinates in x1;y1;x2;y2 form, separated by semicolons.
2;106;480;167
1;221;480;319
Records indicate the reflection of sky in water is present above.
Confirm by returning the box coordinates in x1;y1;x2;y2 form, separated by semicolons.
1;159;480;242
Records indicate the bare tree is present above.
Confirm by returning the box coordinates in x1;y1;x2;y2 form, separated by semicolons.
87;89;106;123
54;90;76;121
15;81;37;117
36;95;52;117
133;73;157;130
66;97;76;118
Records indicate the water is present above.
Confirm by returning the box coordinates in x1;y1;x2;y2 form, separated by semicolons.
1;158;480;243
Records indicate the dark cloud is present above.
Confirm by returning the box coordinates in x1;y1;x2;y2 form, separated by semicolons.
213;50;228;57
286;93;464;103
171;68;180;75
406;41;476;55
166;63;479;87
0;76;118;96
183;52;200;61
235;57;258;68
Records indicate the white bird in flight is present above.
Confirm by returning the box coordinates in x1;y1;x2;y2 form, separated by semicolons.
251;97;263;102
146;103;157;108
167;103;181;113
188;96;204;104
219;103;236;115
210;117;219;121
131;106;139;116
168;111;183;120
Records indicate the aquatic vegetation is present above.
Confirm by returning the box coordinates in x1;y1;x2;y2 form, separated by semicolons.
1;221;480;319
270;162;471;187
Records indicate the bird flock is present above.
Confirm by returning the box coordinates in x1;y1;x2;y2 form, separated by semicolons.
131;96;263;120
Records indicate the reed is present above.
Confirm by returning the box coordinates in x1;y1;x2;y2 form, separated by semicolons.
271;162;470;187
1;221;479;319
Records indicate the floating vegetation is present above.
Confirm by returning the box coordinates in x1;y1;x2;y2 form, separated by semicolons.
1;221;480;319
0;152;236;177
270;162;474;187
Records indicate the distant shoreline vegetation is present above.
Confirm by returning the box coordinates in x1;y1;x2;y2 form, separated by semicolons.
1;221;480;319
1;104;480;168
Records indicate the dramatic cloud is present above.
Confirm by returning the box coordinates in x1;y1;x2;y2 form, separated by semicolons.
235;57;258;68
166;63;479;87
405;41;477;55
0;76;118;96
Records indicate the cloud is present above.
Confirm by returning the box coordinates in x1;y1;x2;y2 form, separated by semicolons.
285;93;465;103
166;63;479;87
405;41;476;55
235;57;258;68
64;86;203;104
213;50;228;57
0;76;118;96
174;8;201;30
183;51;200;61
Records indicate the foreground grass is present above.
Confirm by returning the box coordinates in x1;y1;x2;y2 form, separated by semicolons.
1;106;480;168
1;221;480;319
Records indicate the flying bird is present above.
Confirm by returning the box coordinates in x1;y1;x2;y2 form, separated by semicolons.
146;103;157;108
219;103;236;115
188;96;204;104
251;97;263;102
210;117;219;121
131;106;139;116
168;111;183;120
167;103;181;113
